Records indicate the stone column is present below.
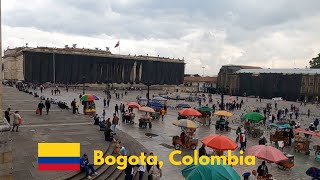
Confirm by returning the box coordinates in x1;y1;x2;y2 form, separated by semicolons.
132;62;136;82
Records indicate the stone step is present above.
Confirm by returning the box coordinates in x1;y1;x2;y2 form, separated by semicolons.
59;142;113;180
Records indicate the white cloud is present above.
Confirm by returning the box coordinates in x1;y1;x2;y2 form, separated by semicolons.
2;0;320;75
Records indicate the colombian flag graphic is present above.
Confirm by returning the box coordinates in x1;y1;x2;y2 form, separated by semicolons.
38;143;80;171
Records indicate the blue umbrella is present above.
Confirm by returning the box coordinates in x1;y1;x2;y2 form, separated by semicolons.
153;96;167;101
139;97;148;101
148;102;163;107
176;104;191;108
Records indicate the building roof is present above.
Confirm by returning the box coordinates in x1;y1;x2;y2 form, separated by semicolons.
222;64;262;69
4;46;185;63
236;68;320;75
184;76;217;83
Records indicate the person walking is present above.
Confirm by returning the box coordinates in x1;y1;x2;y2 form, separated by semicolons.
239;131;246;152
38;101;45;115
12;111;22;132
103;98;107;108
149;162;162;180
4;108;11;124
147;152;154;180
112;113;119;135
102;109;106;120
308;109;311;118
71;99;76;114
75;101;80;114
45;98;51;115
40;85;44;93
125;157;134;180
107;99;110;108
137;160;146;180
115;104;119;115
257;161;268;177
160;108;166;121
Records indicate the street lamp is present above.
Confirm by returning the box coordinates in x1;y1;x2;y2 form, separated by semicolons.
145;82;151;103
82;76;86;94
202;66;205;76
219;85;229;110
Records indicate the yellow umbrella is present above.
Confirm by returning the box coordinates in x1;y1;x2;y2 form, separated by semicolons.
173;119;198;129
213;110;233;117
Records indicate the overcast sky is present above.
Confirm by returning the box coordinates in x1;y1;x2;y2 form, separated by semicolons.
3;0;320;75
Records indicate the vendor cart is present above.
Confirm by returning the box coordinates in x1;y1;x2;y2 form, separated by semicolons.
277;154;294;170
270;131;289;146
294;135;310;155
244;122;263;138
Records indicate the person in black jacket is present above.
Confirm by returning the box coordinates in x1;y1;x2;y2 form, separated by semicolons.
257;161;268;177
125;157;134;180
45;98;51;115
199;144;207;157
37;101;45;115
147;152;154;180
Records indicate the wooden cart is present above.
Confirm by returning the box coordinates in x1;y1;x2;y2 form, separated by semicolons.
294;135;310;155
277;154;294;170
270;131;289;146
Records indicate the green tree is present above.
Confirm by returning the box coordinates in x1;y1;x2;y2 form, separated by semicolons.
309;53;320;68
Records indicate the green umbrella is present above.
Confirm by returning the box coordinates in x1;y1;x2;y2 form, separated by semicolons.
242;112;264;123
198;106;214;112
182;160;240;180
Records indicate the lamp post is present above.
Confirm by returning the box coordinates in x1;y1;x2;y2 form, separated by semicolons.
146;82;151;103
82;76;86;94
219;85;229;110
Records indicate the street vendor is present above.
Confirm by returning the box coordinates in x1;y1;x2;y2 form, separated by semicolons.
180;131;186;145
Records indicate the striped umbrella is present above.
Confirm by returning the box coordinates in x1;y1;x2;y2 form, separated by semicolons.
80;94;99;101
173;119;198;129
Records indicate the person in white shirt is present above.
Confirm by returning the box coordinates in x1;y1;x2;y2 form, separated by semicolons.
248;170;257;180
137;153;147;180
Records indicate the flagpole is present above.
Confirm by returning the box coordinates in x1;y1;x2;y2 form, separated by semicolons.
119;40;120;55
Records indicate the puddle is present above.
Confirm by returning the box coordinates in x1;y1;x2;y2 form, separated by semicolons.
159;143;174;149
145;133;158;137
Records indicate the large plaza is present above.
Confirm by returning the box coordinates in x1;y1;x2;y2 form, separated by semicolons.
3;84;320;179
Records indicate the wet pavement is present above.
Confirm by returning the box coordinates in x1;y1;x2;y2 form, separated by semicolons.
2;86;148;180
26;86;320;179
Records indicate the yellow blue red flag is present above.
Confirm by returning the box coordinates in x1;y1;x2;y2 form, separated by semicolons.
38;143;80;171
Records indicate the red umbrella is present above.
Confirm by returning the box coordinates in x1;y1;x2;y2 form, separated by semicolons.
128;102;141;109
201;134;238;150
178;108;202;116
247;145;288;163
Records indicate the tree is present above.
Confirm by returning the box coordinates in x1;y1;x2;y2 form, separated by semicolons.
309;53;320;68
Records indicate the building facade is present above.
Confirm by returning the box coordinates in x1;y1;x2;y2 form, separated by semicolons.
219;68;320;101
183;75;217;93
3;47;185;85
217;65;262;92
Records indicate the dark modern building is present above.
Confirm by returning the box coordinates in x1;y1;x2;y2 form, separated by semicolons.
218;66;320;101
3;46;185;85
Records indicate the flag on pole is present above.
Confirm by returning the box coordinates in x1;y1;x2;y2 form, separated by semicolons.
114;41;120;48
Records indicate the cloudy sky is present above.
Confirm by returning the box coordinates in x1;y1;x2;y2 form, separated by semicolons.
3;0;320;75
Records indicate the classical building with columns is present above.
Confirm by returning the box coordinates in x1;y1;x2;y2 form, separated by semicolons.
3;46;185;85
